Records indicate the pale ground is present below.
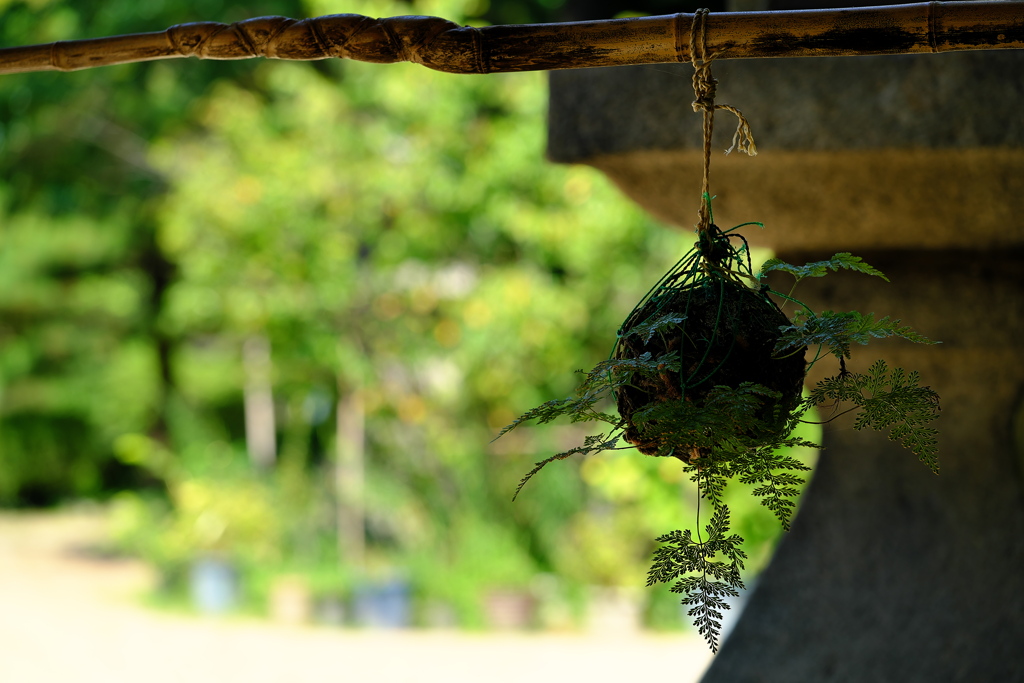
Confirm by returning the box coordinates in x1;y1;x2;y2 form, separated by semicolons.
0;509;714;683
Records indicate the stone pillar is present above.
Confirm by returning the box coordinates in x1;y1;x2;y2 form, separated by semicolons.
548;43;1024;681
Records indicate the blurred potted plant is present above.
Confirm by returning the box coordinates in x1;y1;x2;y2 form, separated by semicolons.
110;435;282;614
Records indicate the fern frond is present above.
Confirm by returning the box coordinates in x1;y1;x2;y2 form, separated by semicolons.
620;311;688;343
647;505;746;652
511;432;622;500
760;252;889;284
737;447;815;529
808;359;940;472
494;397;575;439
776;311;938;359
497;357;650;438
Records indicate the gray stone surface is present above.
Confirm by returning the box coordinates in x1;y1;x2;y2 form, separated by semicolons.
549;52;1024;160
547;52;1024;250
703;251;1024;682
547;43;1024;683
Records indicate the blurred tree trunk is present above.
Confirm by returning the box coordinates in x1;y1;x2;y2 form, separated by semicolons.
336;385;366;570
139;226;176;445
243;335;277;468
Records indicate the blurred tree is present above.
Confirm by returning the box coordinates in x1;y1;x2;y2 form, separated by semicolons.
1;0;805;625
0;0;307;503
146;0;693;601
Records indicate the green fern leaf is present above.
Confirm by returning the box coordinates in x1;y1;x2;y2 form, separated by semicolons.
495;398;575;438
776;311;938;359
647;505;747;652
760;252;889;284
808;359;940;472
511;432;622;500
620;311;688;343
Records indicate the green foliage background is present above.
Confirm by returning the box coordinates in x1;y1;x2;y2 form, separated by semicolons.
0;0;814;626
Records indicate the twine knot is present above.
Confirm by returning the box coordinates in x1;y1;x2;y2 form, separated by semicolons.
689;9;718;116
689;8;757;236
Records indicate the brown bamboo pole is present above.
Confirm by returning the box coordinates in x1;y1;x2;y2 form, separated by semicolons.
0;2;1021;76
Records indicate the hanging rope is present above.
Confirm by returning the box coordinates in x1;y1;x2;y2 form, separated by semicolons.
689;8;757;235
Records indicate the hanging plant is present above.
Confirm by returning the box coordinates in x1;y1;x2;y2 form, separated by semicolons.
499;9;941;652
499;208;940;651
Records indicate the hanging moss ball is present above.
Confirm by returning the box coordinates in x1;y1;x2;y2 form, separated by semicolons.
613;277;806;458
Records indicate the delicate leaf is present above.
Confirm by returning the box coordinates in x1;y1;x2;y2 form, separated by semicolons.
495;397;575;438
646;504;747;652
760;252;889;284
621;311;688;344
807;359;941;472
776;311;938;359
511;432;622;500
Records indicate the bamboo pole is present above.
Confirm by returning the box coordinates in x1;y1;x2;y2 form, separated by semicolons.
0;2;1021;76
